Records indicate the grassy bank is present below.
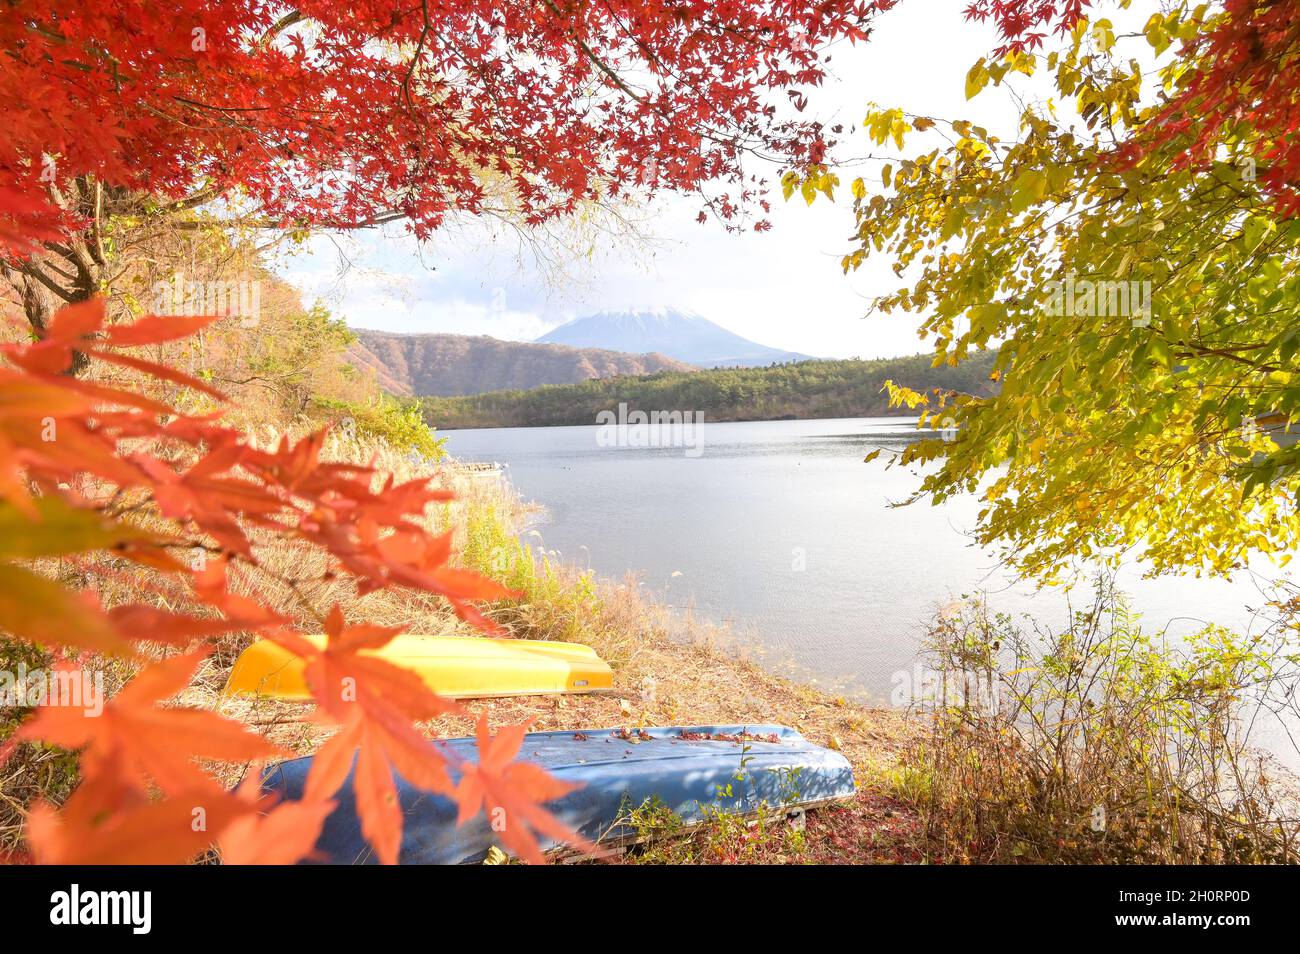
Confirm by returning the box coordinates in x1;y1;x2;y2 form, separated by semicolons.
0;430;920;863
211;438;923;863
7;427;1297;865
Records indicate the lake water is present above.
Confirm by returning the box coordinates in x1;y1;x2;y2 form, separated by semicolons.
443;418;1292;711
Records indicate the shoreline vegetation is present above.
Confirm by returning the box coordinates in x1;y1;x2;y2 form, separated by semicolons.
3;287;1295;863
261;441;1300;864
448;456;1300;864
419;352;998;430
0;431;921;864
6;422;1298;863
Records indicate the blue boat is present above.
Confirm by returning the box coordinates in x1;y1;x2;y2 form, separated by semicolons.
262;724;855;864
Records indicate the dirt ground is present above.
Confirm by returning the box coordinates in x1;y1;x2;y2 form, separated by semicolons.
197;626;924;865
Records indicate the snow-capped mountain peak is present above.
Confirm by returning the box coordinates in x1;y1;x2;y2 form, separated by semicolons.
536;308;812;368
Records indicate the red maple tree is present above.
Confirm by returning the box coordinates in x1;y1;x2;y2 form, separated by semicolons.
964;1;1300;214
3;0;895;332
0;0;904;866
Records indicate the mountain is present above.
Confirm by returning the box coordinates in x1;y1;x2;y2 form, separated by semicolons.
535;308;815;368
349;330;696;397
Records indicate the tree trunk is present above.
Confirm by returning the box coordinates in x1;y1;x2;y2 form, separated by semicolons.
6;260;95;375
18;269;59;332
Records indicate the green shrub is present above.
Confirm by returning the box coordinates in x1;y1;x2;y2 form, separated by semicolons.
456;502;600;644
312;394;445;461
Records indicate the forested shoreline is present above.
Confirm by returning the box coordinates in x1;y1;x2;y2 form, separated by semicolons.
421;352;998;429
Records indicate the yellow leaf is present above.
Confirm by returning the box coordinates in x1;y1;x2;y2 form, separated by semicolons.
965;60;990;100
0;563;135;655
0;497;164;560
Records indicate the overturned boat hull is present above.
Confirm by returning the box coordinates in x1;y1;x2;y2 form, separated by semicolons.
262;724;855;864
225;633;612;700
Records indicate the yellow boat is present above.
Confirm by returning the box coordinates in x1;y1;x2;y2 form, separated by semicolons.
224;634;613;700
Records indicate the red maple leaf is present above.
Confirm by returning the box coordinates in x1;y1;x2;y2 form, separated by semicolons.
18;648;283;796
453;716;595;865
26;774;255;865
268;606;465;864
219;775;336;865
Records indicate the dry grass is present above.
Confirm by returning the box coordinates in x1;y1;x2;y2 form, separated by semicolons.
884;588;1300;864
189;592;916;787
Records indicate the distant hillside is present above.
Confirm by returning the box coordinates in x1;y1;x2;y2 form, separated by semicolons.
350;330;696;397
536;308;814;368
422;352;998;429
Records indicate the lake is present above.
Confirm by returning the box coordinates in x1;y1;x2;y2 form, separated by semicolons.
443;418;1290;708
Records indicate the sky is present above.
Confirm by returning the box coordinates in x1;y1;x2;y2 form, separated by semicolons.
275;0;1077;360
